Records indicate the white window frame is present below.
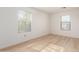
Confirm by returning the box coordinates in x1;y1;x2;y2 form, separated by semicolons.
60;15;71;31
18;10;32;33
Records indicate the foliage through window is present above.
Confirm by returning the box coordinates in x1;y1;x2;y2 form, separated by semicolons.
18;10;32;33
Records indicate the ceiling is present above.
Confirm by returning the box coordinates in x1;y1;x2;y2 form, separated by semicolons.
35;7;79;14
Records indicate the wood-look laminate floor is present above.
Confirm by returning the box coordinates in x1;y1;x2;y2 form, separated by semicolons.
1;34;79;52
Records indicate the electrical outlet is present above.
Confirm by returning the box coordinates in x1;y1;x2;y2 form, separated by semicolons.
24;34;26;37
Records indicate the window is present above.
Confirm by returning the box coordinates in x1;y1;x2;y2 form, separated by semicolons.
60;15;71;31
18;10;32;33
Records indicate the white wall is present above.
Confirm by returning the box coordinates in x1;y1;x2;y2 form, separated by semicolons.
0;7;50;48
51;10;79;38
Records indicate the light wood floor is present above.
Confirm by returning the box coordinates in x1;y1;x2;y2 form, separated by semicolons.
1;34;79;52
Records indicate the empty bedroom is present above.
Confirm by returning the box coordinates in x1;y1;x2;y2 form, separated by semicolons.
0;7;79;52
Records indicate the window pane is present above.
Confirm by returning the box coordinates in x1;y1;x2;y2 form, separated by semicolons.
61;22;71;30
18;10;31;33
62;15;70;22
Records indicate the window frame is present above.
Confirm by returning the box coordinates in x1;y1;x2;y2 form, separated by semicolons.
18;10;32;33
60;15;71;31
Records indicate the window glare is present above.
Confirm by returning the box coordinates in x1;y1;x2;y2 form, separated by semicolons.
18;11;26;20
62;15;70;22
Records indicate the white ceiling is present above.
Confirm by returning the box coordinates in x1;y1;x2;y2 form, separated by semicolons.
35;7;79;14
